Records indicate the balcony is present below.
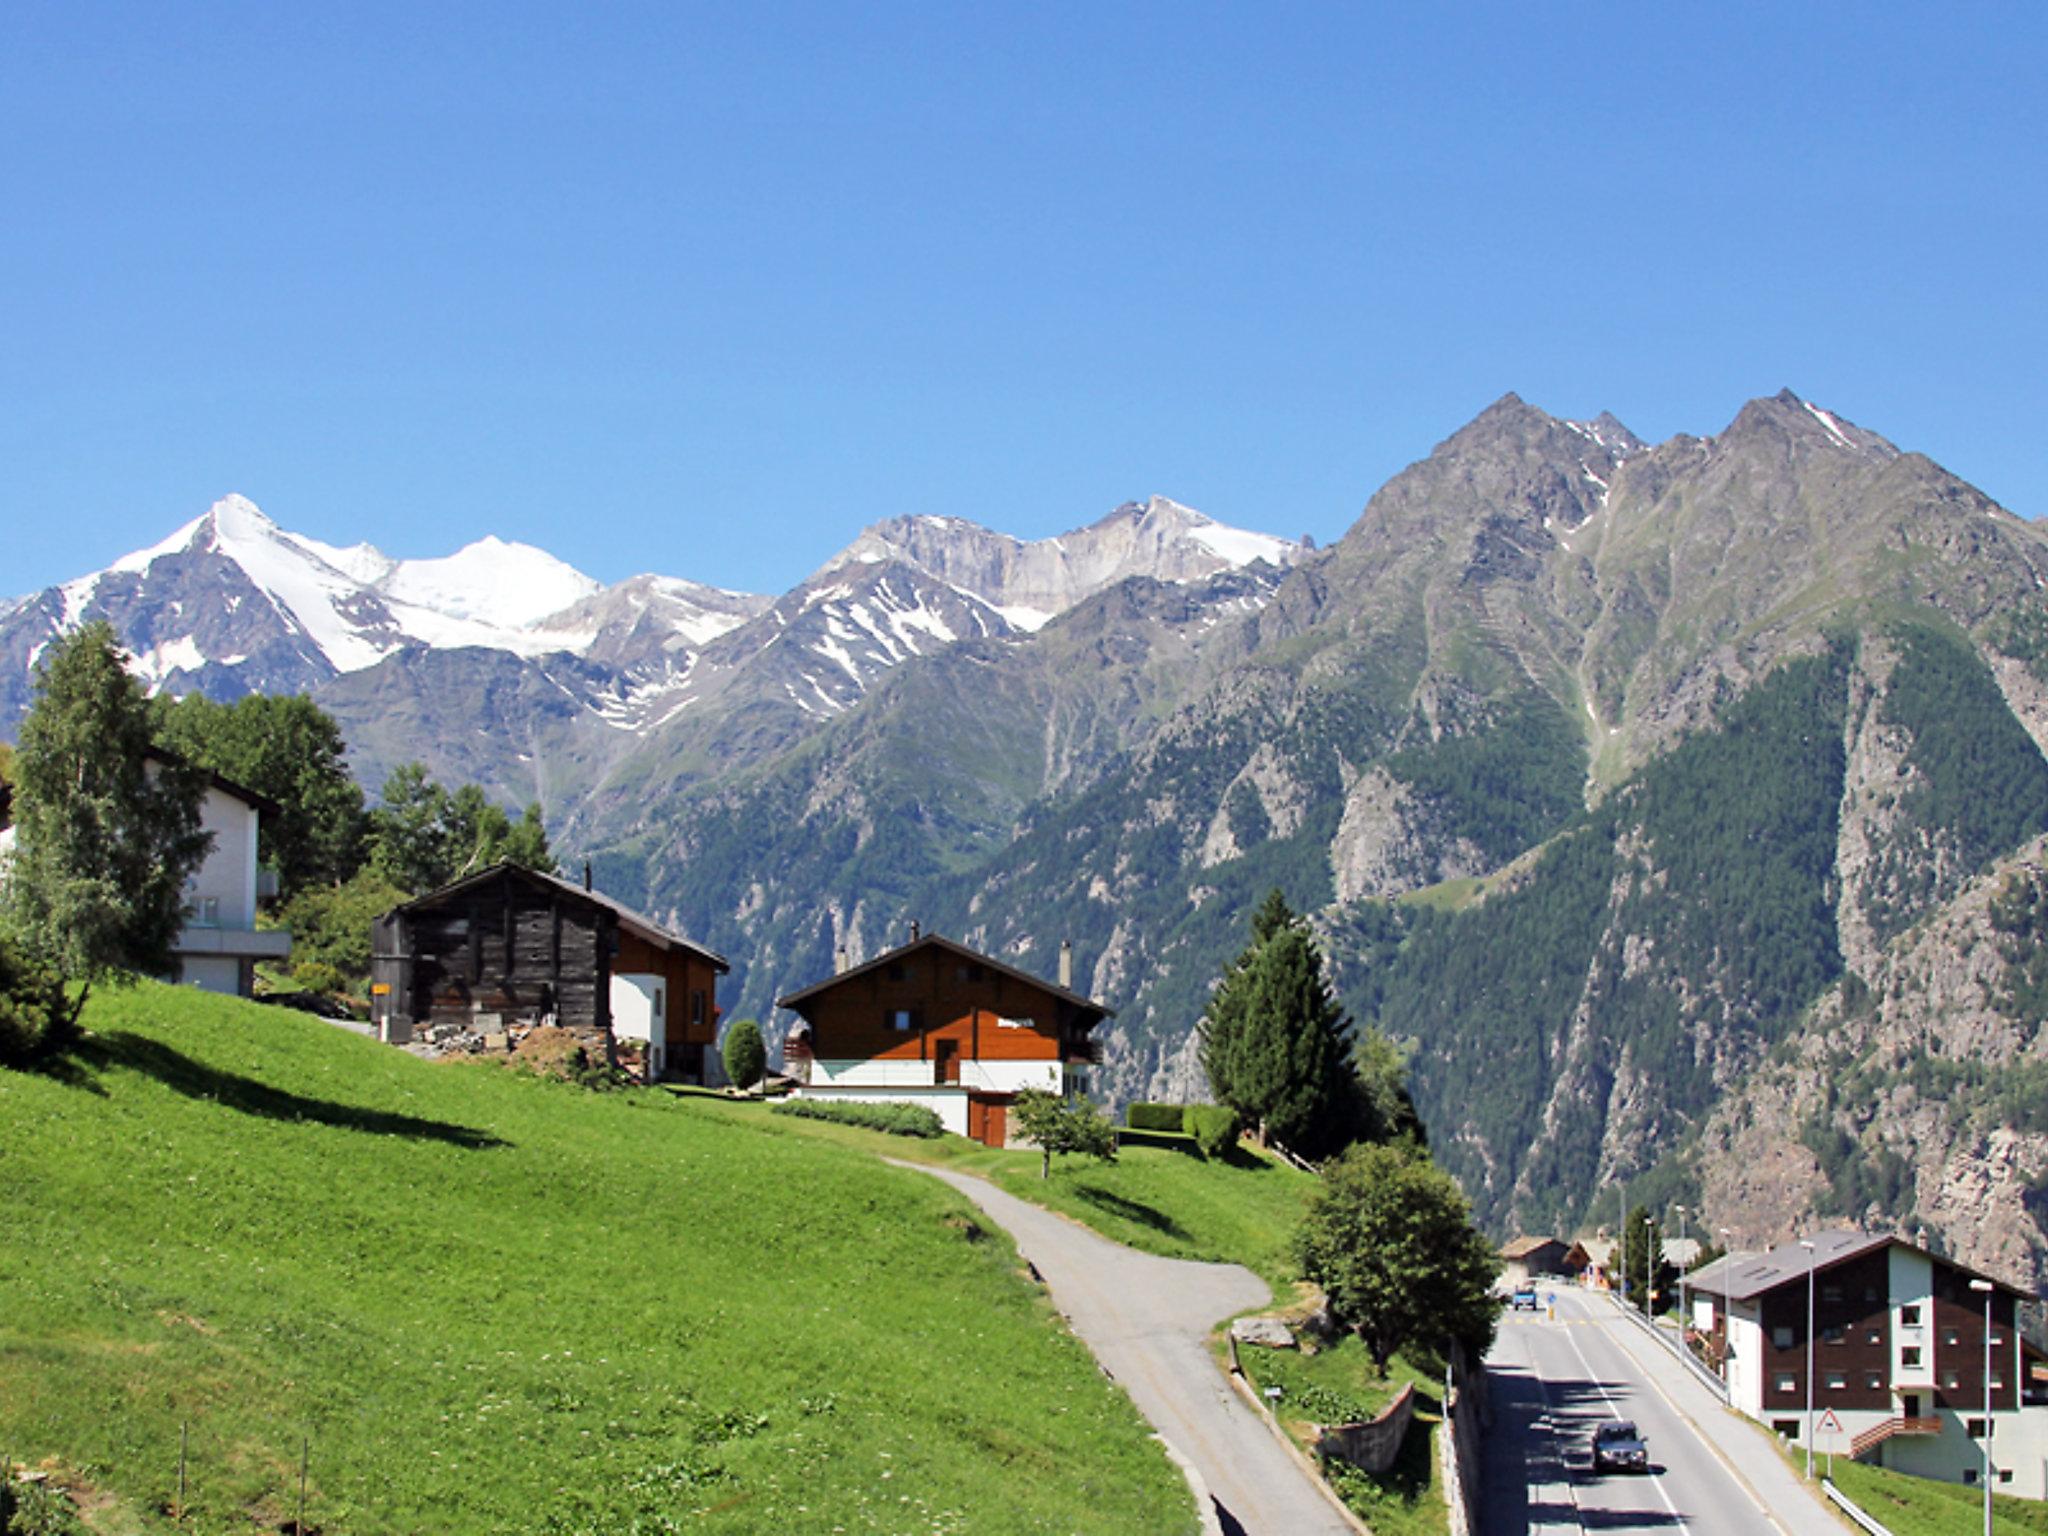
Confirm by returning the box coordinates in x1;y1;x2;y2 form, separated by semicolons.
173;925;293;960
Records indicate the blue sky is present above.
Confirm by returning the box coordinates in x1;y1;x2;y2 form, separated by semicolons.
4;2;2044;599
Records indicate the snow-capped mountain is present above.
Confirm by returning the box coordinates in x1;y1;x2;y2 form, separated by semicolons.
0;491;1313;798
823;496;1308;630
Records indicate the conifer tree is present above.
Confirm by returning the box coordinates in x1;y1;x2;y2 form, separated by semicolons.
1199;889;1359;1158
5;623;212;1034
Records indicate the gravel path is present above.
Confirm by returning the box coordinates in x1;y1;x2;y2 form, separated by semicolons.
905;1163;1357;1536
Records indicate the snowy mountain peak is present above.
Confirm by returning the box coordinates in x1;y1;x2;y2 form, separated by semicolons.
379;536;601;630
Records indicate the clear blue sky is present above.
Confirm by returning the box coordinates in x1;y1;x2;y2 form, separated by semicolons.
4;2;2044;599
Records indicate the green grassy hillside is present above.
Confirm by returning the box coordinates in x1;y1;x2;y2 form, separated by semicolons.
0;985;1195;1534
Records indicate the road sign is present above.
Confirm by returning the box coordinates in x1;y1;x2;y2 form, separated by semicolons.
1813;1409;1850;1456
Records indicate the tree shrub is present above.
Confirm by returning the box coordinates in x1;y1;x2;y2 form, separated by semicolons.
0;925;68;1065
721;1018;766;1090
1015;1090;1118;1179
771;1098;945;1137
1125;1102;1185;1132
1183;1103;1241;1158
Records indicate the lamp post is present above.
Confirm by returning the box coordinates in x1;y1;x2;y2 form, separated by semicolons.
1676;1204;1689;1351
1800;1238;1817;1481
1971;1277;1995;1536
1644;1215;1656;1321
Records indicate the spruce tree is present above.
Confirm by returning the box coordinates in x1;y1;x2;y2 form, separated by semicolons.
1198;889;1359;1158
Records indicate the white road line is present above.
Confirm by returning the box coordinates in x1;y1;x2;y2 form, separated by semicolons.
1586;1303;1791;1535
1561;1312;1695;1535
1511;1317;1586;1536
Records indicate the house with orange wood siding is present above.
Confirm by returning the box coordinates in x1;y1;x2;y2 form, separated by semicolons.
775;929;1108;1147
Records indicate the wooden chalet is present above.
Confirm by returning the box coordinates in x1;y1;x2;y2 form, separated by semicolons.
371;863;728;1081
776;928;1108;1148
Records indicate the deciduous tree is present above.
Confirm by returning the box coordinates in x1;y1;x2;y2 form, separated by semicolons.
5;623;212;1030
366;763;556;895
1293;1141;1499;1373
1013;1089;1117;1179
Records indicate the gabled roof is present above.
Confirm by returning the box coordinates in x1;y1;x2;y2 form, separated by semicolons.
1500;1235;1565;1260
1686;1229;2032;1304
775;931;1112;1024
386;861;729;972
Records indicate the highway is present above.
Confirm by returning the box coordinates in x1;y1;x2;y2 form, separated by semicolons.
1479;1288;1823;1536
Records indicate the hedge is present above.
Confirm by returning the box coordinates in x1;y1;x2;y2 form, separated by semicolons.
1183;1103;1241;1158
771;1098;946;1138
1125;1102;1186;1132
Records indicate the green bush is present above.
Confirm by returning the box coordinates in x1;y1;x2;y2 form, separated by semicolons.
1184;1103;1241;1158
721;1017;766;1090
0;926;69;1066
1125;1102;1185;1132
771;1098;946;1138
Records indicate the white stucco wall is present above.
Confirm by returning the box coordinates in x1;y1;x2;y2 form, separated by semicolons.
1726;1307;1764;1418
188;785;259;931
958;1059;1061;1094
610;972;667;1074
811;1058;939;1088
1890;1247;1936;1393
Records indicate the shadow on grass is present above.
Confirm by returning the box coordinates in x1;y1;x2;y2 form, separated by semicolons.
73;1032;507;1149
1069;1182;1192;1241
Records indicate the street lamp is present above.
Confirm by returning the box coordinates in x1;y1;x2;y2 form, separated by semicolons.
1676;1204;1689;1351
1971;1277;1995;1536
1644;1215;1656;1321
1800;1239;1817;1480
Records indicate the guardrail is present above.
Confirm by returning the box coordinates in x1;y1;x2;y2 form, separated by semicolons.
1604;1290;1730;1402
1821;1477;1896;1536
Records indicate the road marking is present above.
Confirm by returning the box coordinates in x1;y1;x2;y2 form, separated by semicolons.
1560;1310;1695;1535
1521;1330;1587;1536
1586;1301;1792;1536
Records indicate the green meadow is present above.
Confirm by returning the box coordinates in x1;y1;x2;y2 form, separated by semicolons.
0;985;1203;1534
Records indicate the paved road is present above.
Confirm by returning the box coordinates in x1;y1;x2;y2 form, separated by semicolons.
1482;1289;1836;1536
903;1163;1356;1536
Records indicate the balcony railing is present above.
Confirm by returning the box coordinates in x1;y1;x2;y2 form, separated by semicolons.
1849;1417;1941;1459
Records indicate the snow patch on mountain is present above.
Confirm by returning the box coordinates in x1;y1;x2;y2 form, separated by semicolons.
379;536;600;629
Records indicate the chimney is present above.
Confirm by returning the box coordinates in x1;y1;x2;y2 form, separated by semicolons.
1058;939;1073;991
583;860;593;892
910;920;921;943
834;945;847;975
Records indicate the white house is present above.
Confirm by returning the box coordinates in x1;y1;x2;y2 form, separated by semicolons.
1688;1229;2048;1498
169;770;291;996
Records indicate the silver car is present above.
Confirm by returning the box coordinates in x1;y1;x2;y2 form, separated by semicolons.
1590;1420;1649;1473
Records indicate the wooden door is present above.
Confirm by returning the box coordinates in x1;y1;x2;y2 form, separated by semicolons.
982;1098;1006;1148
933;1038;959;1083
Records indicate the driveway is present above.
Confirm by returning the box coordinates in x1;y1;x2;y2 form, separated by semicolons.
904;1163;1358;1536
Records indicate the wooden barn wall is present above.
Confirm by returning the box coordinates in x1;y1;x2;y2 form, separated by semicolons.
399;879;613;1033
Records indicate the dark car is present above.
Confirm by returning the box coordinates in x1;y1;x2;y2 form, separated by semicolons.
1590;1420;1649;1473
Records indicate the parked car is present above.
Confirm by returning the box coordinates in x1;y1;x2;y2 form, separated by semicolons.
1590;1420;1649;1473
1511;1286;1539;1311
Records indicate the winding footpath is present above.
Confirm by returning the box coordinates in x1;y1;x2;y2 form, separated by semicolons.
903;1163;1357;1536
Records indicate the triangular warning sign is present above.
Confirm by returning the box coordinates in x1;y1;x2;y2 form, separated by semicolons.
1816;1409;1844;1433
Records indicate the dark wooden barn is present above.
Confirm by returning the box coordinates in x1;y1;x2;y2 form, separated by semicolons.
370;863;728;1080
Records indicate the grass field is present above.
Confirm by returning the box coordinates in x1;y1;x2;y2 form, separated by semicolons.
1826;1458;2048;1535
681;1093;1314;1290
0;985;1199;1534
1235;1337;1450;1536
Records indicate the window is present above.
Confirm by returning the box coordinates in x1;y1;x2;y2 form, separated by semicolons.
654;987;665;1019
1867;1330;1883;1345
2001;1471;2014;1485
1901;1305;1922;1326
1902;1347;1922;1368
1968;1418;1988;1437
191;895;221;927
889;1009;917;1033
1773;1418;1800;1439
1822;1325;1846;1344
691;991;706;1026
1947;1375;1963;1391
1965;1469;1979;1486
1774;1373;1797;1394
1866;1372;1884;1390
1992;1374;2005;1390
1945;1331;1961;1347
1772;1326;1795;1350
1825;1371;1847;1390
1822;1284;1843;1304
1864;1287;1880;1303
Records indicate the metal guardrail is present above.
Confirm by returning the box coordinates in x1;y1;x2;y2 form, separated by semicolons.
1821;1477;1896;1536
1605;1290;1730;1401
